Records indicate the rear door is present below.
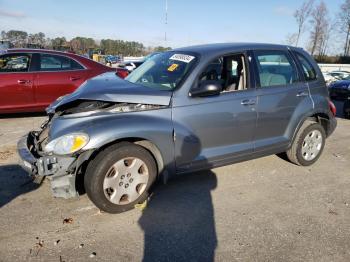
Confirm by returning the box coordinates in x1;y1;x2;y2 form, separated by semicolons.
0;53;35;112
33;53;88;107
252;49;313;153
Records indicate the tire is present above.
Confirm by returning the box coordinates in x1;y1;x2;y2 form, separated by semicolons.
84;142;157;213
286;121;326;166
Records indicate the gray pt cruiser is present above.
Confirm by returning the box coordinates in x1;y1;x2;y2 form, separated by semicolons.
18;43;337;213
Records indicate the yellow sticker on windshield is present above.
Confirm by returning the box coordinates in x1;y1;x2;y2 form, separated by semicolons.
167;63;179;72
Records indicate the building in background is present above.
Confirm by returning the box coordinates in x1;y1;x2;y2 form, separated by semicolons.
0;40;12;51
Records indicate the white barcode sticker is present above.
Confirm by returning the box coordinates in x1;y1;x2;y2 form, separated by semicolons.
169;54;195;63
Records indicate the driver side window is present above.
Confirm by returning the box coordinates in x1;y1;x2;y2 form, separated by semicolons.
199;54;248;92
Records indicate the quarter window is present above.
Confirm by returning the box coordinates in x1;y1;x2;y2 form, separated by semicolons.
0;54;30;72
40;54;84;71
295;53;317;81
254;50;298;87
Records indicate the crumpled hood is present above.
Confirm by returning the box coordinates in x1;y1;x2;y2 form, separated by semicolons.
47;72;172;113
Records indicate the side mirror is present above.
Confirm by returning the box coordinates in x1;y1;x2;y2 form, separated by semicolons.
190;80;222;97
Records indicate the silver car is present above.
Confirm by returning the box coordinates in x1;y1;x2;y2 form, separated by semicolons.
18;43;337;213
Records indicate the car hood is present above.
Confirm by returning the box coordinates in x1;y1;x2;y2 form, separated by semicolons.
47;72;172;113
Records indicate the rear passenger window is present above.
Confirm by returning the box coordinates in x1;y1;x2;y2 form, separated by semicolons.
254;50;298;87
40;54;84;71
0;54;30;72
295;53;317;81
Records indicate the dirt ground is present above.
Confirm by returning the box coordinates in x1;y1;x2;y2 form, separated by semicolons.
0;102;349;262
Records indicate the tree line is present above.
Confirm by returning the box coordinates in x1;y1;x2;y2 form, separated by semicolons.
0;30;170;56
287;0;350;62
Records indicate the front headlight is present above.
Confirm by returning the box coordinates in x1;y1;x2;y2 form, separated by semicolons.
44;133;89;155
109;103;162;113
347;84;350;90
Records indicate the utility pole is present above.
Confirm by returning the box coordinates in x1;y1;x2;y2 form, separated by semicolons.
165;0;168;44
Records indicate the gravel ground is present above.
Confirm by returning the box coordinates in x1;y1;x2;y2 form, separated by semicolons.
0;102;349;262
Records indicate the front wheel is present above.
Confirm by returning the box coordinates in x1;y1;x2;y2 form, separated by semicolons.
84;142;157;213
286;121;326;166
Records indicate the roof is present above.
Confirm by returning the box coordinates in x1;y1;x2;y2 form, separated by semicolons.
6;48;76;56
173;42;298;55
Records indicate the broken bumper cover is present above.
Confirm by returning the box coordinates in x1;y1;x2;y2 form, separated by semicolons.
17;132;78;198
17;134;38;175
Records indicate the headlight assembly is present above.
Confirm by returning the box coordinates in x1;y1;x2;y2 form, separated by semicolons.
109;103;163;113
44;133;89;155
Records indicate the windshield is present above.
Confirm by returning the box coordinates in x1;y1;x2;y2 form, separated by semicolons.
126;52;197;90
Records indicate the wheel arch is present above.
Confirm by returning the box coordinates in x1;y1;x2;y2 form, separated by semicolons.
290;110;331;148
74;137;166;195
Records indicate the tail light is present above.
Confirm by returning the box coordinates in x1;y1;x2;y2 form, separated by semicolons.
329;99;336;116
116;68;129;79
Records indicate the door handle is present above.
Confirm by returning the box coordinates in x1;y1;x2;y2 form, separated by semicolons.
70;76;81;81
17;79;31;85
296;91;309;97
241;99;256;105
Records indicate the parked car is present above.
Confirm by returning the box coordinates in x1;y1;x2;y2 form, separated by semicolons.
328;70;350;79
105;55;121;65
328;76;350;100
18;43;337;213
0;49;115;113
121;61;144;72
115;67;129;78
323;72;339;84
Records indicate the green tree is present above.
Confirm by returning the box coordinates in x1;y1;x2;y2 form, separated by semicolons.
153;46;172;52
28;32;46;47
70;37;96;54
5;30;28;47
51;37;67;50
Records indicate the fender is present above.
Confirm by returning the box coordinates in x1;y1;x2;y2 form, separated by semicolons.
289;107;332;148
49;108;176;175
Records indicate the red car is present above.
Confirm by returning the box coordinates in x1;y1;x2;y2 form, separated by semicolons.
0;49;115;113
116;67;130;78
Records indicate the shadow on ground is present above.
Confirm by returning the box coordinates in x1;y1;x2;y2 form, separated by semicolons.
0;112;46;119
0;164;40;207
139;170;218;262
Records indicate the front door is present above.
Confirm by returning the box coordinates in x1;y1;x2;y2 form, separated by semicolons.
172;53;257;173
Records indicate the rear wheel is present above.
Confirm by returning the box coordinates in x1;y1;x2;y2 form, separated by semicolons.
84;142;157;213
286;121;326;166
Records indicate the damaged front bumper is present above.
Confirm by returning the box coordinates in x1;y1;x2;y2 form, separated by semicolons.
17;132;79;199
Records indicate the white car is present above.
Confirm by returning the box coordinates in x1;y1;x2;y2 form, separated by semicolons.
323;72;339;84
328;70;350;79
122;61;143;72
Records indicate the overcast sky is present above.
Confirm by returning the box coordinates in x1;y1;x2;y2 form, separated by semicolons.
0;0;345;53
